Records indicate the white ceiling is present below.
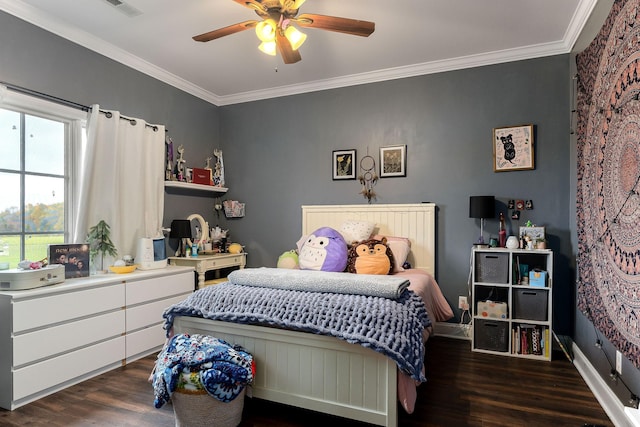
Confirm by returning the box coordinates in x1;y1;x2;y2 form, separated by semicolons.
0;0;599;106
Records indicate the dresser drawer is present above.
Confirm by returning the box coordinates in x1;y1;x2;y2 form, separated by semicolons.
126;325;166;361
13;284;125;333
13;336;125;402
126;272;193;305
200;255;245;270
126;293;190;332
13;310;125;367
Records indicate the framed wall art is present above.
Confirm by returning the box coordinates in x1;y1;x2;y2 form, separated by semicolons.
380;144;406;177
332;149;356;180
493;124;534;172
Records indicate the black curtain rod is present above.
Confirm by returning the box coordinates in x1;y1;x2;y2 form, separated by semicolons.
1;81;164;132
1;81;90;111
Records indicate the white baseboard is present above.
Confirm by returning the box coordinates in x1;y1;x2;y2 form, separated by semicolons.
572;340;632;427
434;321;471;340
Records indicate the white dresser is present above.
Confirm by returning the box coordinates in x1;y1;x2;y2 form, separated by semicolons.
0;265;193;410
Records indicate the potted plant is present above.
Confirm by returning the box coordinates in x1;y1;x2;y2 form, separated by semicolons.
87;220;117;273
536;238;547;250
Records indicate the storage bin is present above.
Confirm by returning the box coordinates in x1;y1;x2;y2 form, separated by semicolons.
477;300;508;319
474;319;509;352
172;388;245;427
475;252;509;283
513;288;548;321
152;333;254;427
529;269;548;287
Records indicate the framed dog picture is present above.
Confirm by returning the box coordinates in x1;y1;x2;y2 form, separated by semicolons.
493;124;534;172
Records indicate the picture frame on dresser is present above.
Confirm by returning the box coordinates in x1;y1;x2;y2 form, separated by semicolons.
48;243;90;278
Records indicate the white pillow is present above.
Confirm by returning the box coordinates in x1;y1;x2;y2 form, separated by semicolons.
340;220;375;245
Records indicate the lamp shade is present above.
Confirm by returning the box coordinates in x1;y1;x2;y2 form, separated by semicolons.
469;196;495;219
169;219;192;239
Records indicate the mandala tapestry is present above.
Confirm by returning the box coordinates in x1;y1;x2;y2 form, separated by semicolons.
576;0;640;367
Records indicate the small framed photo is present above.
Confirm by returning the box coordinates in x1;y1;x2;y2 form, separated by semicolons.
332;149;356;180
519;226;545;242
493;124;534;172
380;145;407;177
48;244;90;279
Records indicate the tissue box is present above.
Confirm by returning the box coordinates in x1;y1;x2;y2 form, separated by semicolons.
477;300;508;319
529;270;548;287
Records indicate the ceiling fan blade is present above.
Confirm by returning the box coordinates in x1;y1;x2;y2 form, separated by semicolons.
295;13;375;37
276;31;301;64
193;20;258;42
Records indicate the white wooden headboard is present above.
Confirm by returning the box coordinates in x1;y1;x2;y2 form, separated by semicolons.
301;203;436;276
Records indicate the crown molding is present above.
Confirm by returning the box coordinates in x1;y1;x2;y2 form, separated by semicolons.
1;0;596;107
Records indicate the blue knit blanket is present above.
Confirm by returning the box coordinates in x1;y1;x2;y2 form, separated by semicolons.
163;282;430;381
228;268;410;300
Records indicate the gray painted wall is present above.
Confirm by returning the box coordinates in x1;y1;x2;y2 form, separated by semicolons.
220;56;573;336
5;7;638;413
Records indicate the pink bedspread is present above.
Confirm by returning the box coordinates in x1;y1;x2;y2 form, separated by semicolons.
395;269;453;413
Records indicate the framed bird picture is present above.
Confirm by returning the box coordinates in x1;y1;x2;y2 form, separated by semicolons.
493;124;534;172
332;149;356;180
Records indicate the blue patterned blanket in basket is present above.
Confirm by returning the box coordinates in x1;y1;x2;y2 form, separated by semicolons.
152;333;253;409
163;279;430;381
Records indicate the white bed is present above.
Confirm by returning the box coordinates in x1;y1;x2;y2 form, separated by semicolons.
172;203;442;427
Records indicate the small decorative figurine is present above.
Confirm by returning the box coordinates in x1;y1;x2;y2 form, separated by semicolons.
175;145;186;182
165;136;174;181
213;149;225;187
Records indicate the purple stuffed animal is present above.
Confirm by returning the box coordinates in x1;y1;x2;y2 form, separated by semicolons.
298;227;348;272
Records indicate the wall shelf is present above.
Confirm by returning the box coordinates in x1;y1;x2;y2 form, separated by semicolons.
164;181;228;193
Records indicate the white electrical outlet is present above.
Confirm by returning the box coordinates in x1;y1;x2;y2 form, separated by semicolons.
458;296;468;309
616;350;623;374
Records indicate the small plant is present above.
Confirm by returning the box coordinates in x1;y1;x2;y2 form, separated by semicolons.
87;220;117;272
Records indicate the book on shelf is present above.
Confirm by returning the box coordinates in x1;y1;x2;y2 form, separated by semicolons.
513;324;545;356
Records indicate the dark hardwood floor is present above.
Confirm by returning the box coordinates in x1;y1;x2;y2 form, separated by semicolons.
0;337;614;427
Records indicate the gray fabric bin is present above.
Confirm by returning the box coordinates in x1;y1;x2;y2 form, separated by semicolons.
513;288;548;321
475;252;509;283
474;319;509;352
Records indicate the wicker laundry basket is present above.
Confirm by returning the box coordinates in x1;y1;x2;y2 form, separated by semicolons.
171;388;245;427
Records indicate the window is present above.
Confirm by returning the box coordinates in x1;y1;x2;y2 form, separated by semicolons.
0;89;86;268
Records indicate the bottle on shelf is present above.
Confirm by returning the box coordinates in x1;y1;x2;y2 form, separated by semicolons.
498;212;507;247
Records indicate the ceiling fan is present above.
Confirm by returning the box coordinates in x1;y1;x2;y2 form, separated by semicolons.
193;0;375;64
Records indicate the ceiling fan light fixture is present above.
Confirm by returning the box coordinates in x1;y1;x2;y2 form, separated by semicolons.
284;25;306;50
255;19;277;42
259;40;277;56
292;0;306;9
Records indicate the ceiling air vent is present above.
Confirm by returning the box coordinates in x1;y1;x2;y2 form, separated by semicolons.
100;0;143;18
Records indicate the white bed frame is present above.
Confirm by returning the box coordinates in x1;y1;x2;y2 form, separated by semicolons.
173;203;436;427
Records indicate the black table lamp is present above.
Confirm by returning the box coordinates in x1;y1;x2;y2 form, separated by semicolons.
170;219;192;257
469;196;495;245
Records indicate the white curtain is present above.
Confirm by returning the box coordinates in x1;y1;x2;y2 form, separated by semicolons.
73;104;165;263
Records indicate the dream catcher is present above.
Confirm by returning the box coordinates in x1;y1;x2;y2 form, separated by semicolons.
358;153;378;203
